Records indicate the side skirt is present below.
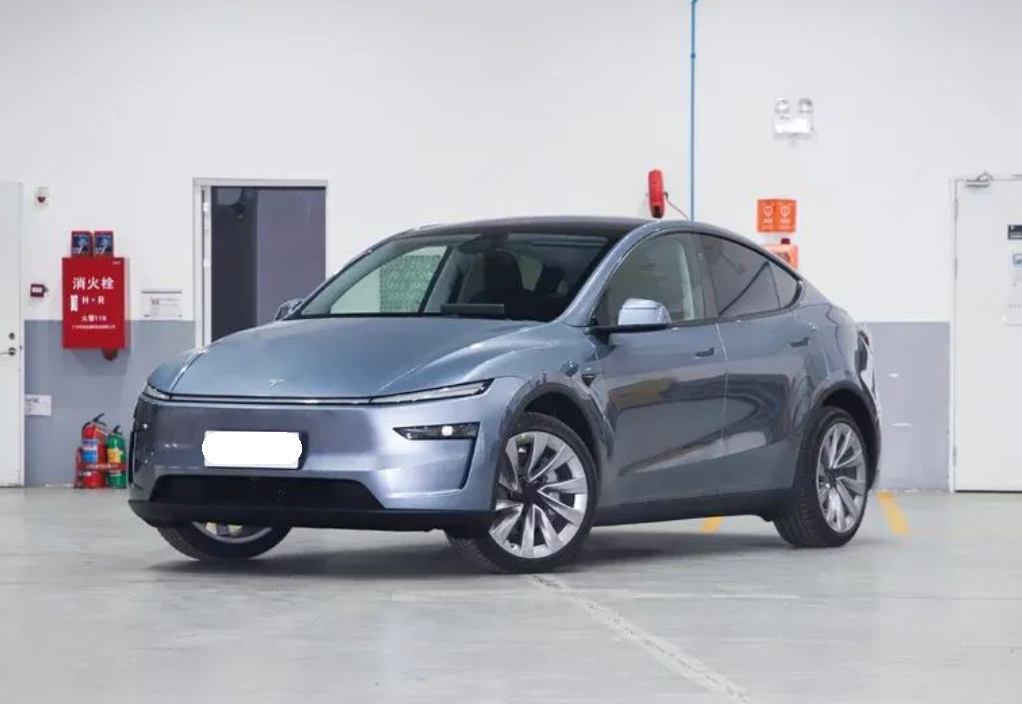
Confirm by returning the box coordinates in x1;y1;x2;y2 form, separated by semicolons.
593;489;791;527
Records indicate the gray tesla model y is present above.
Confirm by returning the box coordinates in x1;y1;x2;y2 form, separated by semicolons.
129;217;880;573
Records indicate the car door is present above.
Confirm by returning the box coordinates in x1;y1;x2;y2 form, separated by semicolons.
588;232;727;505
698;234;816;493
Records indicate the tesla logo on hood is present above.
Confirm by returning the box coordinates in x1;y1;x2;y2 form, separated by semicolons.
267;379;286;389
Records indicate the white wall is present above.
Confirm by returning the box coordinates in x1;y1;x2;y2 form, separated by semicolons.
696;0;1022;321
2;0;1021;325
1;0;688;322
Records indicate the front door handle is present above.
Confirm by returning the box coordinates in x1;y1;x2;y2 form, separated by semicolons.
694;346;716;358
4;347;15;357
789;337;810;348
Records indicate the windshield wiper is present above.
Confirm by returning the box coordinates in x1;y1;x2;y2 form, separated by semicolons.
439;303;508;318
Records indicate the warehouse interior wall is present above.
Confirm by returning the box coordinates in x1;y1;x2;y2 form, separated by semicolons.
3;0;1019;486
692;0;1022;488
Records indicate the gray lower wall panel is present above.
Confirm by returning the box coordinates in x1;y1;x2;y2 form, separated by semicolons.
22;319;950;490
867;322;950;490
24;321;194;486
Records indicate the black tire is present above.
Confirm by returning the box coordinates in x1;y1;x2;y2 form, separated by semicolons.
775;407;870;548
157;523;290;561
446;412;598;574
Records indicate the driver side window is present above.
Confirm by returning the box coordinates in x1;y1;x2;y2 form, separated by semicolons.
595;234;707;326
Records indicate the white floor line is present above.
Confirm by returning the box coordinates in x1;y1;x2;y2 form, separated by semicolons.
389;588;801;602
529;574;753;704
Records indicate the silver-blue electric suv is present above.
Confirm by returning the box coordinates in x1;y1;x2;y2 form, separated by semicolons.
129;217;880;573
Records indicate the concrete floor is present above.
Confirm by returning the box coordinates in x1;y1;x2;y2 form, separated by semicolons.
1;490;1020;704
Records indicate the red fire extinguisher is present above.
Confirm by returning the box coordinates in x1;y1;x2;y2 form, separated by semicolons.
77;414;109;488
81;414;108;463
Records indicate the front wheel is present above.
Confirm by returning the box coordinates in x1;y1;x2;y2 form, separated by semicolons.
775;407;871;548
447;412;597;573
157;522;290;560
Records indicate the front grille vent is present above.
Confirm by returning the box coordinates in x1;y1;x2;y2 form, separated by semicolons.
151;476;382;510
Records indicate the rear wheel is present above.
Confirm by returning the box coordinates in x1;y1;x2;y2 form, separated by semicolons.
775;407;870;548
447;412;597;573
157;522;290;560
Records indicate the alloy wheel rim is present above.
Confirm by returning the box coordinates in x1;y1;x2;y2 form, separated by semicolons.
192;522;273;544
490;431;589;559
815;421;868;533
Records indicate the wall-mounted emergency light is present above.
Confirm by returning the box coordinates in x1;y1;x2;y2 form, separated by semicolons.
774;97;815;138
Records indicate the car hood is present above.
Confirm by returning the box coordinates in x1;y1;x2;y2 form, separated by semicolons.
160;317;542;399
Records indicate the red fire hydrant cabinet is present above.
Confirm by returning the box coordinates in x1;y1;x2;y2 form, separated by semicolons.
62;257;129;352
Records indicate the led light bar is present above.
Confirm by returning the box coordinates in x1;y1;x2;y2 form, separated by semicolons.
370;381;490;405
143;383;171;401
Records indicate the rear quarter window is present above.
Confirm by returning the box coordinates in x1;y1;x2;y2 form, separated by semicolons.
701;236;780;317
771;264;800;307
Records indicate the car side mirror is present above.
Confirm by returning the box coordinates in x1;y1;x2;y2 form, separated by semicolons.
275;298;303;321
617;298;670;328
589;298;671;335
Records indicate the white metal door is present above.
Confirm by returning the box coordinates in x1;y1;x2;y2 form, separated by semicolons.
0;183;24;487
954;176;1022;491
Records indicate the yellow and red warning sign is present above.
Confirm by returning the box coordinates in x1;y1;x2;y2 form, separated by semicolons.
757;198;797;233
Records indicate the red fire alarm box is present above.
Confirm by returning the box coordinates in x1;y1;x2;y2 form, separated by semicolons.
62;257;128;350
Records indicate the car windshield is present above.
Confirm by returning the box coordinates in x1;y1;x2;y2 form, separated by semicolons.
298;230;616;322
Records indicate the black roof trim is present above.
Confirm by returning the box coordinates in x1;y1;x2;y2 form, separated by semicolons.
398;216;650;241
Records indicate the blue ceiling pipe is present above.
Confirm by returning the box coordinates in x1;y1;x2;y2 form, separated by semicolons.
689;0;700;219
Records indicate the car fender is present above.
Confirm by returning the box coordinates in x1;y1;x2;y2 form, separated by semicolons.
801;377;882;484
498;374;608;478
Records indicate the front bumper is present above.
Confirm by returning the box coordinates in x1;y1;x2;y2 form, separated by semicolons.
128;377;523;531
128;477;491;533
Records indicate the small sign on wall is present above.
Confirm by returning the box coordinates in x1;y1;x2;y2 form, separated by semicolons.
757;198;797;233
1006;225;1022;326
141;289;184;320
25;394;52;417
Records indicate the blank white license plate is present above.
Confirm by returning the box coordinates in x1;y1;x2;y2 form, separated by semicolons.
202;431;303;469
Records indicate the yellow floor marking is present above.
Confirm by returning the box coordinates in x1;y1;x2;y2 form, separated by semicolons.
877;491;911;536
700;516;725;533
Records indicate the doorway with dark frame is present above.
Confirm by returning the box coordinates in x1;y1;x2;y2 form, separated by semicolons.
198;183;326;344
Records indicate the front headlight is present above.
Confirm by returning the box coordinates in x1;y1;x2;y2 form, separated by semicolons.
143;383;171;401
394;423;479;440
370;380;490;405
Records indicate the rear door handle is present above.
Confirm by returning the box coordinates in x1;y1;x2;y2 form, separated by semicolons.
694;346;716;358
789;337;810;348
